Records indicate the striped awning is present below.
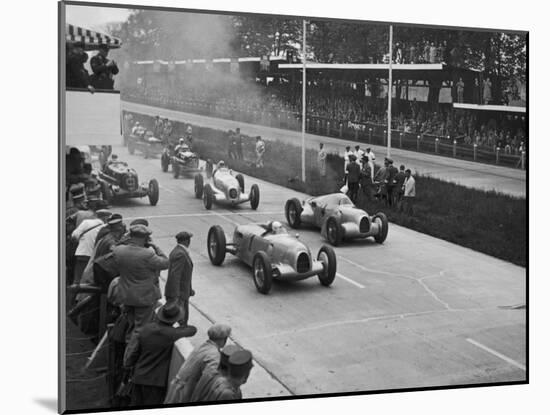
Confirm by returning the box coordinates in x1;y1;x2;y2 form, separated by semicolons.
66;23;122;50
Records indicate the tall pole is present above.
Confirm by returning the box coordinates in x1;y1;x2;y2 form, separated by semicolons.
301;19;307;182
387;24;393;158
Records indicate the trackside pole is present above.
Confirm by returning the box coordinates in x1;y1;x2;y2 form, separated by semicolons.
302;19;307;182
387;24;393;159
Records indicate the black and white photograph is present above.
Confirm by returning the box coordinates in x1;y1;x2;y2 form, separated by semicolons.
58;0;530;413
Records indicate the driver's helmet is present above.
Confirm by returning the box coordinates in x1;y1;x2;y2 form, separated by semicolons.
272;221;284;234
179;138;185;144
186;126;193;134
111;154;118;161
217;160;225;169
134;121;140;126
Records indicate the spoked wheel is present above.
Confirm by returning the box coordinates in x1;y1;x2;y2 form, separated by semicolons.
252;251;273;295
373;212;389;244
326;217;343;246
148;179;159;206
317;245;337;287
194;174;204;198
285;198;302;228
207;225;226;265
249;184;260;210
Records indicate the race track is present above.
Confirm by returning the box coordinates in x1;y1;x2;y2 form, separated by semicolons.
121;101;527;198
103;144;526;398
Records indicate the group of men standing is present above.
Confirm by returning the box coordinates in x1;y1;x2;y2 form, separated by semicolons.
66;42;119;91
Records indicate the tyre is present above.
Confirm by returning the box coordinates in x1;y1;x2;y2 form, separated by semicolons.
317;245;337;287
203;183;213;210
148;179;159;206
194;174;204;198
207;225;226;265
373;212;389;244
128;143;135;155
252;251;273;294
285;198;302;228
326;216;343;246
101;182;113;204
249;184;260;210
173;162;180;179
161;154;169;172
236;174;245;192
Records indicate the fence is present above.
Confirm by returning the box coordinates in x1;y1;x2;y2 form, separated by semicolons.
124;92;526;170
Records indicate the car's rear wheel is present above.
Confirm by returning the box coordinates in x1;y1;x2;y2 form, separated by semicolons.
326;217;343;246
317;245;337;287
203;184;213;210
173;162;180;179
285;198;302;228
207;225;226;265
236;174;245;192
252;251;273;295
373;212;389;244
194;174;204;198
249;184;260;210
148;179;159;206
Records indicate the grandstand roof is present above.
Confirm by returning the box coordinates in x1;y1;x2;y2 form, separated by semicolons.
453;103;526;113
66;23;121;50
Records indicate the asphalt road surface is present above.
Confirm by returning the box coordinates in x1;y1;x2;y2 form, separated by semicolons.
121;100;527;198
103;144;526;398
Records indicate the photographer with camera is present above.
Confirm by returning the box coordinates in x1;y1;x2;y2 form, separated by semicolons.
90;43;119;90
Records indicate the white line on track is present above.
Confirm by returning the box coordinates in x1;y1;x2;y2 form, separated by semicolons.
125;211;281;220
466;338;526;371
336;272;365;289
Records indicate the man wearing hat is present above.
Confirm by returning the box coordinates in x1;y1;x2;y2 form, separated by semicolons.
365;147;376;181
165;231;195;328
255;136;265;168
164;323;232;404
124;303;197;406
90;43;119;90
113;224;169;335
188;343;241;403
66;41;92;90
345;154;361;203
193;350;254;402
385;158;399;207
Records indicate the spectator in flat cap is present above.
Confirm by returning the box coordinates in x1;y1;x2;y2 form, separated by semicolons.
90;43;119;90
165;231;195;328
165;323;232;404
113;224;169;337
124;303;197;407
194;350;254;402
188;344;240;403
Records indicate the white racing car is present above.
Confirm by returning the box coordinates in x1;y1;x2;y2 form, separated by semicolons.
206;221;337;294
194;162;260;210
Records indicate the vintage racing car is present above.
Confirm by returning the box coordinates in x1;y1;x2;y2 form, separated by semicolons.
206;221;337;294
127;130;164;159
161;143;205;178
97;158;159;205
284;193;388;246
194;163;259;210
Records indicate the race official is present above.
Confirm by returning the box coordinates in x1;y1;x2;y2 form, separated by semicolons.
354;145;364;165
165;231;195;327
113;224;169;336
403;169;416;215
318;143;327;177
385;159;399;207
164;324;232;404
235;128;243;160
255;136;265;168
123;303;197;406
90;44;119;90
393;165;407;207
345;154;361;203
365;148;376;181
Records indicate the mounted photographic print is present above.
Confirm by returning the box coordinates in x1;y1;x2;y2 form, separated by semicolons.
59;0;527;413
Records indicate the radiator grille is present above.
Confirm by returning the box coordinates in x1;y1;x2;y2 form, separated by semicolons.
296;252;311;273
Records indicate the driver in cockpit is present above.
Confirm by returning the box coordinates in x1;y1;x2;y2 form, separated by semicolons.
271;221;286;235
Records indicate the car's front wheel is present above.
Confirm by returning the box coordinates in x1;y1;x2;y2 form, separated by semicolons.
249;184;260;210
252;251;273;294
317;245;337;287
326;217;343;246
148;179;159;206
194;174;204;198
203;183;213;210
285;198;302;228
207;225;226;265
373;212;389;244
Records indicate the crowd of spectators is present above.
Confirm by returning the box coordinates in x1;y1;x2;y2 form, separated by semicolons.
66;147;254;407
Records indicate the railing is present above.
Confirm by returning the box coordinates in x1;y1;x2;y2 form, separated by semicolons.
123;92;526;170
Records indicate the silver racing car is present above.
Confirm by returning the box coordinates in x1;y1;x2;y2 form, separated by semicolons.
285;193;388;246
194;163;259;210
206;221;337;294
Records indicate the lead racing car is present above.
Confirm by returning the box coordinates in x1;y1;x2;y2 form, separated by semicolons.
194;162;259;210
97;157;159;205
284;192;388;246
161;143;204;178
207;221;337;294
